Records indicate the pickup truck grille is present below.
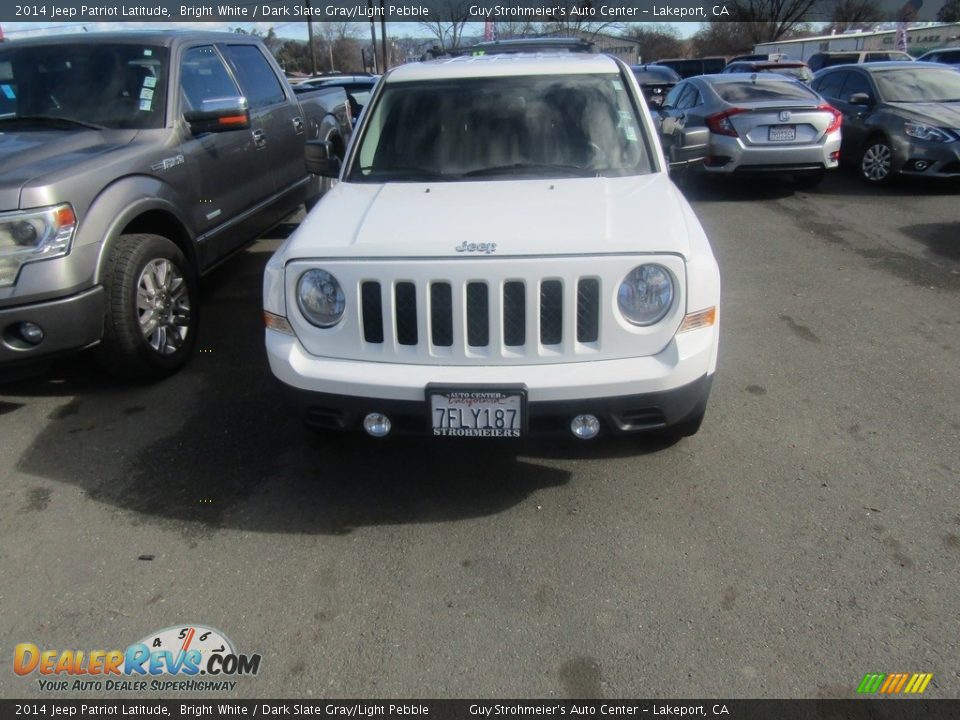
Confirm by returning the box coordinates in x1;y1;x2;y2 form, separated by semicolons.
360;277;600;351
285;256;686;366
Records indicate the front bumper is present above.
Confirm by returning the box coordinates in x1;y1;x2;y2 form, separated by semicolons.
0;286;104;365
891;135;960;178
266;323;719;436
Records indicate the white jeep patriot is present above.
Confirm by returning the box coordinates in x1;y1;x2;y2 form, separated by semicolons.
263;52;720;441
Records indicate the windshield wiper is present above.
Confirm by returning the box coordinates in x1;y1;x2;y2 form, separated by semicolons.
0;115;107;130
358;165;454;181
462;163;598;178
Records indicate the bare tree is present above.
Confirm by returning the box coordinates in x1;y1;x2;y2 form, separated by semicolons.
827;0;882;32
539;1;619;39
937;0;960;22
419;0;473;51
491;21;540;39
624;23;685;62
690;21;762;56
726;0;823;44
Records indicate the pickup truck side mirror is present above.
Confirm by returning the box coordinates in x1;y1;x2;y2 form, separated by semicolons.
848;92;873;106
305;140;341;178
668;126;710;167
184;97;250;135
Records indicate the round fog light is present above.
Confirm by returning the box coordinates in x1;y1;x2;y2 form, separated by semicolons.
570;414;600;440
363;412;391;438
19;322;44;345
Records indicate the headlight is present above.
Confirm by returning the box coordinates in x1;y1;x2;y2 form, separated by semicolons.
618;264;674;326
903;123;955;143
297;269;346;327
0;204;76;287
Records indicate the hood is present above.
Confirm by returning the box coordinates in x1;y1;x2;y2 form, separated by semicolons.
886;101;960;128
0;128;137;209
283;173;694;260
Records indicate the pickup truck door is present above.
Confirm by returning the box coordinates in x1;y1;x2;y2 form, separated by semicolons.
177;43;274;268
220;43;308;202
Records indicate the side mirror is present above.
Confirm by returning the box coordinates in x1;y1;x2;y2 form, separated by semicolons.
184;97;250;134
305;139;341;178
669;126;710;166
848;92;872;106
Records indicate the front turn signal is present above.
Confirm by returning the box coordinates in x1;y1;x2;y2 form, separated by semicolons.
678;306;717;333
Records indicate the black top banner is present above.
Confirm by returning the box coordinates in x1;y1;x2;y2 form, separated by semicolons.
0;0;957;24
3;700;960;720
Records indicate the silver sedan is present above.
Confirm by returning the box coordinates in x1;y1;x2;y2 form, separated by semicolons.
658;73;843;187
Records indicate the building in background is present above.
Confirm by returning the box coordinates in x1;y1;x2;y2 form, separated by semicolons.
754;23;960;59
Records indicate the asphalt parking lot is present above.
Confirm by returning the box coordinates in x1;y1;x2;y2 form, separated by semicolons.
2;169;958;699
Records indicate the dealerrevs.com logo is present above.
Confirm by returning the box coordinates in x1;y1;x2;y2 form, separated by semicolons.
14;625;261;692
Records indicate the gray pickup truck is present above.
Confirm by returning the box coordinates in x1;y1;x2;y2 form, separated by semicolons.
0;31;351;380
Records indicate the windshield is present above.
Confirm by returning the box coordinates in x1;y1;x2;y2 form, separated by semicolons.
873;68;960;102
0;43;168;130
348;74;653;182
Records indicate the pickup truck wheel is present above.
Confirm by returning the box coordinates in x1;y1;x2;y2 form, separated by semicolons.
95;234;198;381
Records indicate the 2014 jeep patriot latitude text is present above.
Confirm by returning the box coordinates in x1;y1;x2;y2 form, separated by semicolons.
264;53;721;441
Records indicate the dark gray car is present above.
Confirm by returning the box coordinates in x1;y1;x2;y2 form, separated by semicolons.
811;62;960;183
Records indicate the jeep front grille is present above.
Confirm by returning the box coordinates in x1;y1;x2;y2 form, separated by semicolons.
360;276;598;352
288;256;687;366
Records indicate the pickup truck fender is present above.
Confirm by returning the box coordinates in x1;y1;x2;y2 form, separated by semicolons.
81;175;197;286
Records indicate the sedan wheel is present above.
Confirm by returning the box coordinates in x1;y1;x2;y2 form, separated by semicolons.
860;140;893;184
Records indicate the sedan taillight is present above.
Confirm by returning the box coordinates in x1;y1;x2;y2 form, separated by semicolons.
706;107;748;137
819;103;842;134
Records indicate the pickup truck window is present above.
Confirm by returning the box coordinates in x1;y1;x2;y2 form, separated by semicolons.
0;43;167;130
222;44;286;109
349;74;652;182
180;46;242;112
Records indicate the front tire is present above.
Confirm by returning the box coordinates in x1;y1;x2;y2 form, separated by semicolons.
860;137;894;184
95;234;199;381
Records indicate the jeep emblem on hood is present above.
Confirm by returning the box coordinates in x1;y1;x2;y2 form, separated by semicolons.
455;241;497;254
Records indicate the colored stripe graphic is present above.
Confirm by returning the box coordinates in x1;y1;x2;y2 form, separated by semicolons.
858;672;933;695
857;674;885;694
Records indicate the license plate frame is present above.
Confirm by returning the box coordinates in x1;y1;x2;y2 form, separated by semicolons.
427;385;527;438
769;125;797;142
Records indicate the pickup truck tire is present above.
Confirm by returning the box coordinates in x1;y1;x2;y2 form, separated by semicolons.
95;234;199;381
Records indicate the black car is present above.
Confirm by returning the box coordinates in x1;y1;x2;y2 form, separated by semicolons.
630;64;681;107
294;75;379;123
650;57;727;79
916;48;960;67
811;62;960;183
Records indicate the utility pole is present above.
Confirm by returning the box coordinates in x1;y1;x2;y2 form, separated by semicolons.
367;0;379;73
380;0;388;71
305;0;317;75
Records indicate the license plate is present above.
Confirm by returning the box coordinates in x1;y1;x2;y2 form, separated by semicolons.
769;125;796;142
429;389;524;438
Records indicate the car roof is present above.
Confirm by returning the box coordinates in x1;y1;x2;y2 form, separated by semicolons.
2;30;256;48
733;61;809;68
817;61;929;74
388;53;620;82
697;72;802;84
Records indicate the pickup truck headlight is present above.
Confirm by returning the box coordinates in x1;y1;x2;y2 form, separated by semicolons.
297;269;346;327
617;264;674;326
0;204;77;287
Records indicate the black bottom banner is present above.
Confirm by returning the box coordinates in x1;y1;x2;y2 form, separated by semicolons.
2;700;959;720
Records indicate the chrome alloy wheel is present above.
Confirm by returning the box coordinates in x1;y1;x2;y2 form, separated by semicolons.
861;142;892;182
136;258;191;355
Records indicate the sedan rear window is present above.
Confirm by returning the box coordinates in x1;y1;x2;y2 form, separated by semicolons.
713;80;819;103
